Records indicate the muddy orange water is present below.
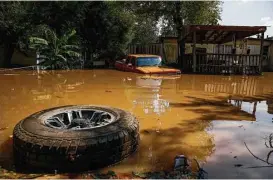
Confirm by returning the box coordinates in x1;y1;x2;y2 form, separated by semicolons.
1;70;273;178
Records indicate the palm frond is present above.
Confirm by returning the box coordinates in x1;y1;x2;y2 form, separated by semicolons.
56;54;67;62
29;37;48;46
66;29;77;40
33;25;57;45
29;25;81;70
59;29;77;46
61;45;80;50
63;50;81;57
37;57;51;66
28;44;42;50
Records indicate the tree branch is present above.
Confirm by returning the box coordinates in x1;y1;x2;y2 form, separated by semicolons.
244;142;273;166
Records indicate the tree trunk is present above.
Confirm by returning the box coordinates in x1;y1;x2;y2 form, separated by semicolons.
2;33;17;68
85;46;92;69
3;41;15;68
173;1;186;70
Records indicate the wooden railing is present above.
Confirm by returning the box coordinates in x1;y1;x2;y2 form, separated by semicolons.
182;53;262;75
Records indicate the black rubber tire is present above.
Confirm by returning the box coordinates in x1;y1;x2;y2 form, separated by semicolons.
13;105;139;172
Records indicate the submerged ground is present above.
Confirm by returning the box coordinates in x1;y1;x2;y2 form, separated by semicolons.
0;69;273;178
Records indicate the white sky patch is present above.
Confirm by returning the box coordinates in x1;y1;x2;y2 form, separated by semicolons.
236;0;249;5
261;16;273;27
261;17;271;22
222;1;273;37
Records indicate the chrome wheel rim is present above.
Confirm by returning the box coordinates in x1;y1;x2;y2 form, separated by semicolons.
44;109;116;130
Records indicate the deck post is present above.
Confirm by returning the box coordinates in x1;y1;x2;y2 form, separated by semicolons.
218;44;220;74
260;32;264;74
193;31;197;72
233;33;237;54
233;33;237;73
178;39;181;69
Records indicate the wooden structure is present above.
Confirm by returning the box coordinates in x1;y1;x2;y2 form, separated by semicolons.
181;25;267;75
128;43;163;56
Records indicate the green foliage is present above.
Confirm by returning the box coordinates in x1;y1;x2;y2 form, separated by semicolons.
0;1;222;68
131;16;160;44
0;2;32;38
28;25;81;69
127;1;222;37
183;1;222;25
29;2;88;34
80;2;134;62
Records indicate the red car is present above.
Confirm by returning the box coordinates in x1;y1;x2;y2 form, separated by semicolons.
115;54;181;74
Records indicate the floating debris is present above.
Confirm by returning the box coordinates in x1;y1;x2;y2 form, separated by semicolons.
0;127;8;131
143;130;150;134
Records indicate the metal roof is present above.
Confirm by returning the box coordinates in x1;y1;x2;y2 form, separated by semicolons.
247;37;273;42
183;25;267;44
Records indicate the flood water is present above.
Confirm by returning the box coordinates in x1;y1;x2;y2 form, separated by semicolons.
0;69;273;178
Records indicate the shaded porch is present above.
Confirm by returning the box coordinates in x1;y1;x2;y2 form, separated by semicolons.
180;25;267;75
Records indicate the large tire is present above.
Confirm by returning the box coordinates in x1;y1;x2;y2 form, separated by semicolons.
13;105;139;172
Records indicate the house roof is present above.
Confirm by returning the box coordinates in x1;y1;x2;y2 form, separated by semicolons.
247;37;273;42
183;25;267;44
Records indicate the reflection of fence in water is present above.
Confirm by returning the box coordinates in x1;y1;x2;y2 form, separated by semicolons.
178;75;273;96
204;78;258;96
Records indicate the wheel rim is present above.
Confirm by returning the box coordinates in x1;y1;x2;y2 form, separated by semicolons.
44;109;116;130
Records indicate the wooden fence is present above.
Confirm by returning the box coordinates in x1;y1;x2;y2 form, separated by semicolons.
182;53;262;75
127;44;163;56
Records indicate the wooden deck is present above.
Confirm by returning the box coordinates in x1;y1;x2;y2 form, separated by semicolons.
180;25;266;75
182;53;262;75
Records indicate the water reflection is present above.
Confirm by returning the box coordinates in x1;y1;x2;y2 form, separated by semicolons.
205;120;273;178
267;100;273;115
178;74;273;96
113;75;216;173
130;76;170;115
229;99;273;122
204;96;273;178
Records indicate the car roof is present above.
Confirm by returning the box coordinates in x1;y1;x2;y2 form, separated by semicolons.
128;54;161;58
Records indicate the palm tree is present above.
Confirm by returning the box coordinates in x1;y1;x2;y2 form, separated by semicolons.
28;25;81;69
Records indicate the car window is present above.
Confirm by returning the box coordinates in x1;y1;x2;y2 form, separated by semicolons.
136;57;161;67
